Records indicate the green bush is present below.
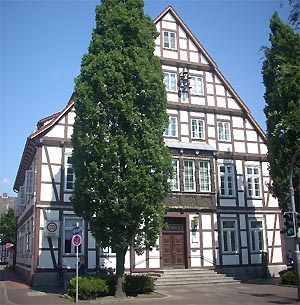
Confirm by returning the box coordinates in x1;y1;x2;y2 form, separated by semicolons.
68;276;108;300
279;269;297;285
95;274;118;295
125;275;155;296
68;274;154;300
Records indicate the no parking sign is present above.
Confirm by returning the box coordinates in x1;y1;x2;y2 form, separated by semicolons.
72;234;82;247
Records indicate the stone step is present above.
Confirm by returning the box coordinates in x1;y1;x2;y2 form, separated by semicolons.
154;269;239;287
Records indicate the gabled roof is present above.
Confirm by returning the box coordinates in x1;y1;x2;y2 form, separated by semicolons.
154;6;266;142
13;93;75;191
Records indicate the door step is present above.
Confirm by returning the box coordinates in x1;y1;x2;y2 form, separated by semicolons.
153;268;240;286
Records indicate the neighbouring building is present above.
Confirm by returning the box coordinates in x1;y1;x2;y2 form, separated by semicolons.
13;6;286;286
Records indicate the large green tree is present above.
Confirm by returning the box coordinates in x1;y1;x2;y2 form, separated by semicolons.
262;12;300;211
71;0;172;296
0;208;16;245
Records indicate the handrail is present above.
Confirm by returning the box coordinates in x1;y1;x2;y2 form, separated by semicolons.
189;254;216;266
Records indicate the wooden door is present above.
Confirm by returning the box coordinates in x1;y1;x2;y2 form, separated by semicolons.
162;232;185;268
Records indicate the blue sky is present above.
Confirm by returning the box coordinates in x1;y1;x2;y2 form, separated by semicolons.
0;0;291;197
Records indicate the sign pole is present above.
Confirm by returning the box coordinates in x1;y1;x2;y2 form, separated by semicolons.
75;221;79;303
71;222;82;303
76;244;79;303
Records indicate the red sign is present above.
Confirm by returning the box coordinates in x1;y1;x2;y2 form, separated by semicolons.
47;221;58;233
72;234;82;247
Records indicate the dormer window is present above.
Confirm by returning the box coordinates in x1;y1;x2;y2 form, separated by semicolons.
163;31;176;50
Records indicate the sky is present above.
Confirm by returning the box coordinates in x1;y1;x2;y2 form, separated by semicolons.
0;0;291;197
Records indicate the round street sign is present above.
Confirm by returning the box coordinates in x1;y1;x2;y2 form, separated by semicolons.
72;234;82;247
47;221;58;233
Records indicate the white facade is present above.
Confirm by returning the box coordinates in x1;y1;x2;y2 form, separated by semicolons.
13;6;285;285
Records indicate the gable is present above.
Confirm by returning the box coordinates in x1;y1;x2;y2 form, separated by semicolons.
154;6;266;142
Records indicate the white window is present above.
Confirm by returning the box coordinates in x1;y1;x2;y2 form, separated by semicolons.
164;116;178;137
170;159;180;191
63;217;84;255
183;160;195;191
221;220;238;253
18;185;26;206
163;31;176;49
25;169;34;203
191;119;205;139
199;161;211;192
218;121;230;141
249;220;264;252
246;166;261;198
65;154;75;191
190;76;204;95
219;164;235;197
163;72;177;92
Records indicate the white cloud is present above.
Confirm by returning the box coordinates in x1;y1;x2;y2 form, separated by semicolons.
2;178;10;184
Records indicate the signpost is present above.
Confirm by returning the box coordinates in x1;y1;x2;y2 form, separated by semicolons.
72;223;82;304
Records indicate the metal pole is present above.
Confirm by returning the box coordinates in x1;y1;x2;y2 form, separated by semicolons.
76;222;79;303
290;148;300;301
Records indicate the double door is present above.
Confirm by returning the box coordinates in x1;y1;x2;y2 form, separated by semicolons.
162;218;186;268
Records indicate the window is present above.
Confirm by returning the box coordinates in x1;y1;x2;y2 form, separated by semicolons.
199;161;211;192
190;76;204;95
163;72;177;92
219;164;235;197
65;154;75;191
25;169;34;203
170;159;180;191
163;31;176;49
249;220;264;252
18;185;25;206
164;116;178;137
218;121;230;141
183;160;195;191
246;166;261;198
191;119;205;139
221;220;238;253
63;217;84;255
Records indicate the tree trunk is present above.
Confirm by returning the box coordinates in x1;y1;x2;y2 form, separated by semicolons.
114;247;127;298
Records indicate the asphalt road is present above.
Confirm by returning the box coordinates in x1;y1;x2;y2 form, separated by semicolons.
0;265;299;305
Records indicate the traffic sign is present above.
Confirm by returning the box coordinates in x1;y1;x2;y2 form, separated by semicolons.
72;234;82;247
47;221;58;233
72;226;80;235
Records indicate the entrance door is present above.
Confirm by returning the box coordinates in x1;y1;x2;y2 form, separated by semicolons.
162;218;186;268
162;233;185;267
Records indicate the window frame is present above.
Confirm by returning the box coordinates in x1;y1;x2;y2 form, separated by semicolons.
163;31;176;50
217;121;231;142
190;76;204;96
65;153;75;191
183;160;196;192
62;217;84;256
221;219;238;253
246;166;261;199
249;219;264;253
164;116;178;137
170;159;180;191
219;164;235;197
191;118;205;140
163;72;177;92
199;160;211;192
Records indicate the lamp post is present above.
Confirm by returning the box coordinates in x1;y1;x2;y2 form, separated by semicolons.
290;147;300;301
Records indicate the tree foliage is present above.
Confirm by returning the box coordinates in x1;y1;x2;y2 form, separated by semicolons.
288;0;300;30
262;12;300;211
0;208;16;244
71;0;172;295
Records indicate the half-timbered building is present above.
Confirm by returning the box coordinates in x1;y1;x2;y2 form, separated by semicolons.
13;6;285;285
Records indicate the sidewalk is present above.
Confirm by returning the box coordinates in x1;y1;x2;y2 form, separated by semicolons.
1;265;299;305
